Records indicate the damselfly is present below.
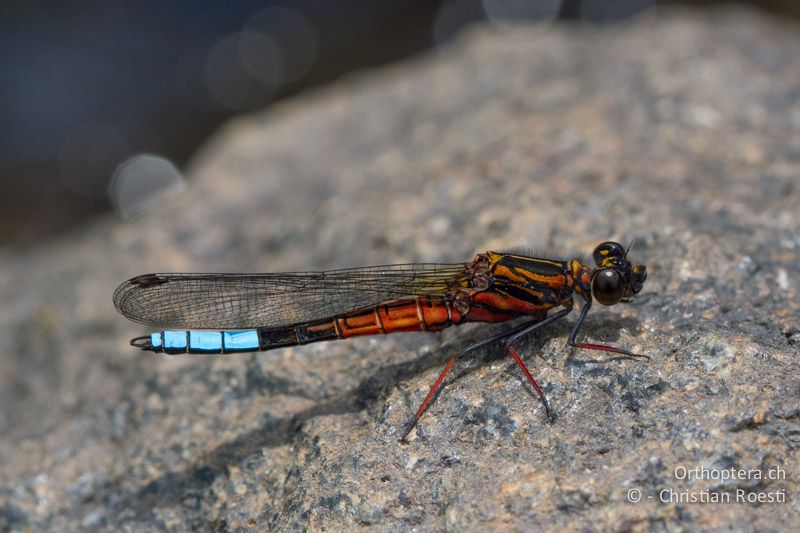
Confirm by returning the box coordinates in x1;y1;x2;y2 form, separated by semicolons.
114;241;647;440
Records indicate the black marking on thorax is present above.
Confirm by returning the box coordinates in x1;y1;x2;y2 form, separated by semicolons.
493;255;569;282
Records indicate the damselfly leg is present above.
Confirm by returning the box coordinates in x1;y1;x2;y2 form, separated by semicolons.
568;299;650;360
401;311;567;442
401;299;650;441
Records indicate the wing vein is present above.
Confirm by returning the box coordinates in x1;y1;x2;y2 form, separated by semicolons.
113;263;470;329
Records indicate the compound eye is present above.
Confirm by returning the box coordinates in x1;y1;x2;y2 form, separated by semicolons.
593;241;626;266
592;269;624;305
636;265;647;284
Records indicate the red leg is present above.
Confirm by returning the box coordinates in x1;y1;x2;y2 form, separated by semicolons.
400;314;573;442
569;341;649;359
401;357;455;442
508;346;553;421
569;299;649;360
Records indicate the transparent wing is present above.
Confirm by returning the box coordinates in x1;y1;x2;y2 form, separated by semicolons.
113;263;470;329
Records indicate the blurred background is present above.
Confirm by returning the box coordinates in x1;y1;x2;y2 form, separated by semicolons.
1;0;796;245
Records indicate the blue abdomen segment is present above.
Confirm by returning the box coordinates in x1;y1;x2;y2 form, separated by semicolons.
222;330;261;352
133;329;261;354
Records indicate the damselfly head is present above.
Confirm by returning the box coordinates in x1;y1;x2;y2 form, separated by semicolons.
590;241;647;305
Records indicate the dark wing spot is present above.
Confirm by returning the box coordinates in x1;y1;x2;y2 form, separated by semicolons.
130;274;169;287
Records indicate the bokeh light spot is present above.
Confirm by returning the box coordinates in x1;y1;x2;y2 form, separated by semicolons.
109;154;186;220
203;33;260;110
238;30;285;89
244;7;317;84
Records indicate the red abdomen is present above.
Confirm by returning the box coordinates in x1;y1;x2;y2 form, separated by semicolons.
258;295;526;350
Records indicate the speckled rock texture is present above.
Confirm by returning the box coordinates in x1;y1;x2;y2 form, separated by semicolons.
1;6;798;532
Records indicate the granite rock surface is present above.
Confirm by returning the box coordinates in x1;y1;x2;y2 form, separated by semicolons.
1;6;799;531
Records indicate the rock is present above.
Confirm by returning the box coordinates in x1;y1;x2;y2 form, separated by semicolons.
1;6;798;531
